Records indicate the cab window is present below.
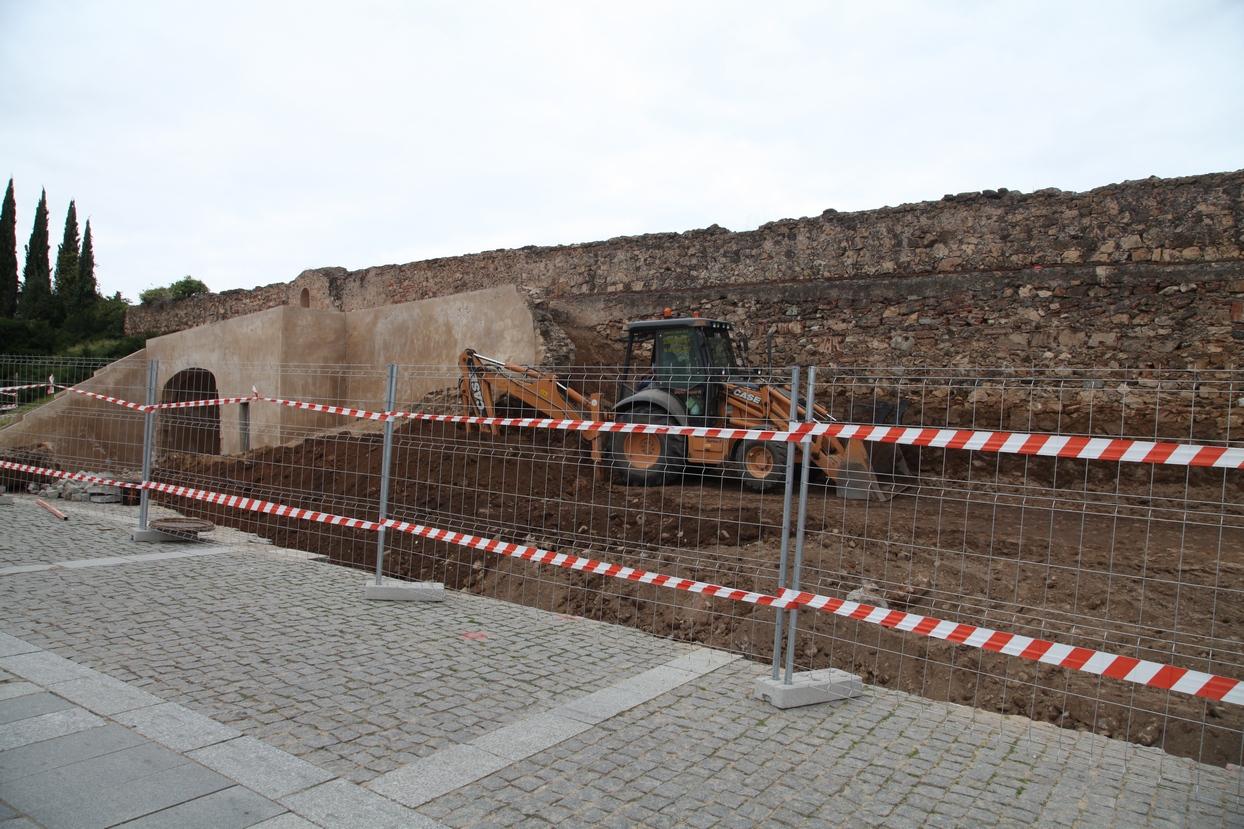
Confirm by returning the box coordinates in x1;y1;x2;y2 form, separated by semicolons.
703;330;736;369
654;328;700;389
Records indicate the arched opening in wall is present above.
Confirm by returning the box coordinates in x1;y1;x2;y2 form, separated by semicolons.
160;368;221;456
299;288;310;308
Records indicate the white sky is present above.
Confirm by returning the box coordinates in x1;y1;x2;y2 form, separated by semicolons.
2;1;1242;303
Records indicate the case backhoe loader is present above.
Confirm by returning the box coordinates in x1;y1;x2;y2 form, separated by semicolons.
459;315;912;499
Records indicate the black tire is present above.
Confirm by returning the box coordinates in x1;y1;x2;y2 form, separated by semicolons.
610;406;685;485
730;439;788;493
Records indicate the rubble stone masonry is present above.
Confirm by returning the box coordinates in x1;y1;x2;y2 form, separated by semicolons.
126;170;1244;371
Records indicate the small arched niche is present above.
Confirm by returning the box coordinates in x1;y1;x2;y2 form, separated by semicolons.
299;287;310;308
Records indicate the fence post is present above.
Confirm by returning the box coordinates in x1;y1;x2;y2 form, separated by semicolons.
137;358;158;531
374;363;398;586
771;366;800;681
784;365;816;685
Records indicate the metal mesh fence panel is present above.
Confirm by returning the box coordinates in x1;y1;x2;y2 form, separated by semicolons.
801;366;1243;772
0;354;147;503
2;354;1240;797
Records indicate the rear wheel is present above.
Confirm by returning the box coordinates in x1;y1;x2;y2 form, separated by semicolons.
611;406;685;484
731;439;788;492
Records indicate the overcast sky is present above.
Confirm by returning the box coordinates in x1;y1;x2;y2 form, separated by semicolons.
2;1;1242;303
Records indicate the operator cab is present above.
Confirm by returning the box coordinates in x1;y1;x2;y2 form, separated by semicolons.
619;317;744;425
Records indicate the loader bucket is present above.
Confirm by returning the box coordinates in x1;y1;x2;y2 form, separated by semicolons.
835;438;913;501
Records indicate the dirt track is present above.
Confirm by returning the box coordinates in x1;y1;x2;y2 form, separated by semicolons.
158;411;1244;769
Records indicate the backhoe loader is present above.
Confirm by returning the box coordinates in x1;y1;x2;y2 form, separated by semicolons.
459;315;912;499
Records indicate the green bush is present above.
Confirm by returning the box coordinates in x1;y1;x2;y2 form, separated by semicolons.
140;276;209;305
0;317;58;355
60;333;150;359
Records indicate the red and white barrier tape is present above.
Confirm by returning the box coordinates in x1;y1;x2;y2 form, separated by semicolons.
0;461;142;490
43;385;1244;470
149;396;257;411
254;395;1244;470
53;385;255;412
175;481;1244;706
379;520;1242;705
249;393;389;421
825;423;1244;469
7;456;1236;707
56;386;153;412
143;480;381;530
0;380;56;394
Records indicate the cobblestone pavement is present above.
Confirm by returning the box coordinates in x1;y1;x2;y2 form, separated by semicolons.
2;495;1242;827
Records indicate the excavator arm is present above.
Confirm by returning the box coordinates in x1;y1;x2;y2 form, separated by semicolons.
458;349;604;464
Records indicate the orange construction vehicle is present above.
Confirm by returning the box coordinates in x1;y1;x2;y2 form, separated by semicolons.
459;315;911;499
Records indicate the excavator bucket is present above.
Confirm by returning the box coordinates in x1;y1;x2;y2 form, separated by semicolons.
835;437;914;501
823;398;917;501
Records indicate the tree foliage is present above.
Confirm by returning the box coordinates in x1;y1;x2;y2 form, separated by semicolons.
17;190;52;322
2;185;153;357
0;179;16;318
0;317;58;355
61;219;101;338
52;200;81;323
78;221;96;301
139;275;210;304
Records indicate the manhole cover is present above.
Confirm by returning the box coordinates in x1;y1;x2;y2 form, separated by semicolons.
149;517;215;535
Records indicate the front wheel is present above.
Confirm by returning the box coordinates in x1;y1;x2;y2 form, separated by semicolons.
730;439;788;492
610;407;685;485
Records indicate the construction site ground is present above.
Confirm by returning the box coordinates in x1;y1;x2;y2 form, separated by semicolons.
156;412;1244;772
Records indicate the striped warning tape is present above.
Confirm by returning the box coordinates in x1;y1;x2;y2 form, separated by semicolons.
149;396;257;411
779;589;1244;705
249;392;388;421
7;455;1236;707
0;381;56;394
52;385;256;412
377;519;1243;705
32;386;1244;470
142;480;381;530
54;386;151;412
0;461;142;490
254;394;1244;470
160;482;1244;706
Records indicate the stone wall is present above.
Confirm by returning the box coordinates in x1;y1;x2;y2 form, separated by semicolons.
126;282;289;338
125;169;1244;370
555;260;1244;371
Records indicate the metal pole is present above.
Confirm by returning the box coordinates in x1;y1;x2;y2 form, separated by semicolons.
784;365;816;685
770;366;800;681
138;359;158;530
374;364;398;586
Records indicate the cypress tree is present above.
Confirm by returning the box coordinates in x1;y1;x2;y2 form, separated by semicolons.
0;179;16;317
17;190;52;322
63;219;100;337
78;220;96;307
52;200;80;323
